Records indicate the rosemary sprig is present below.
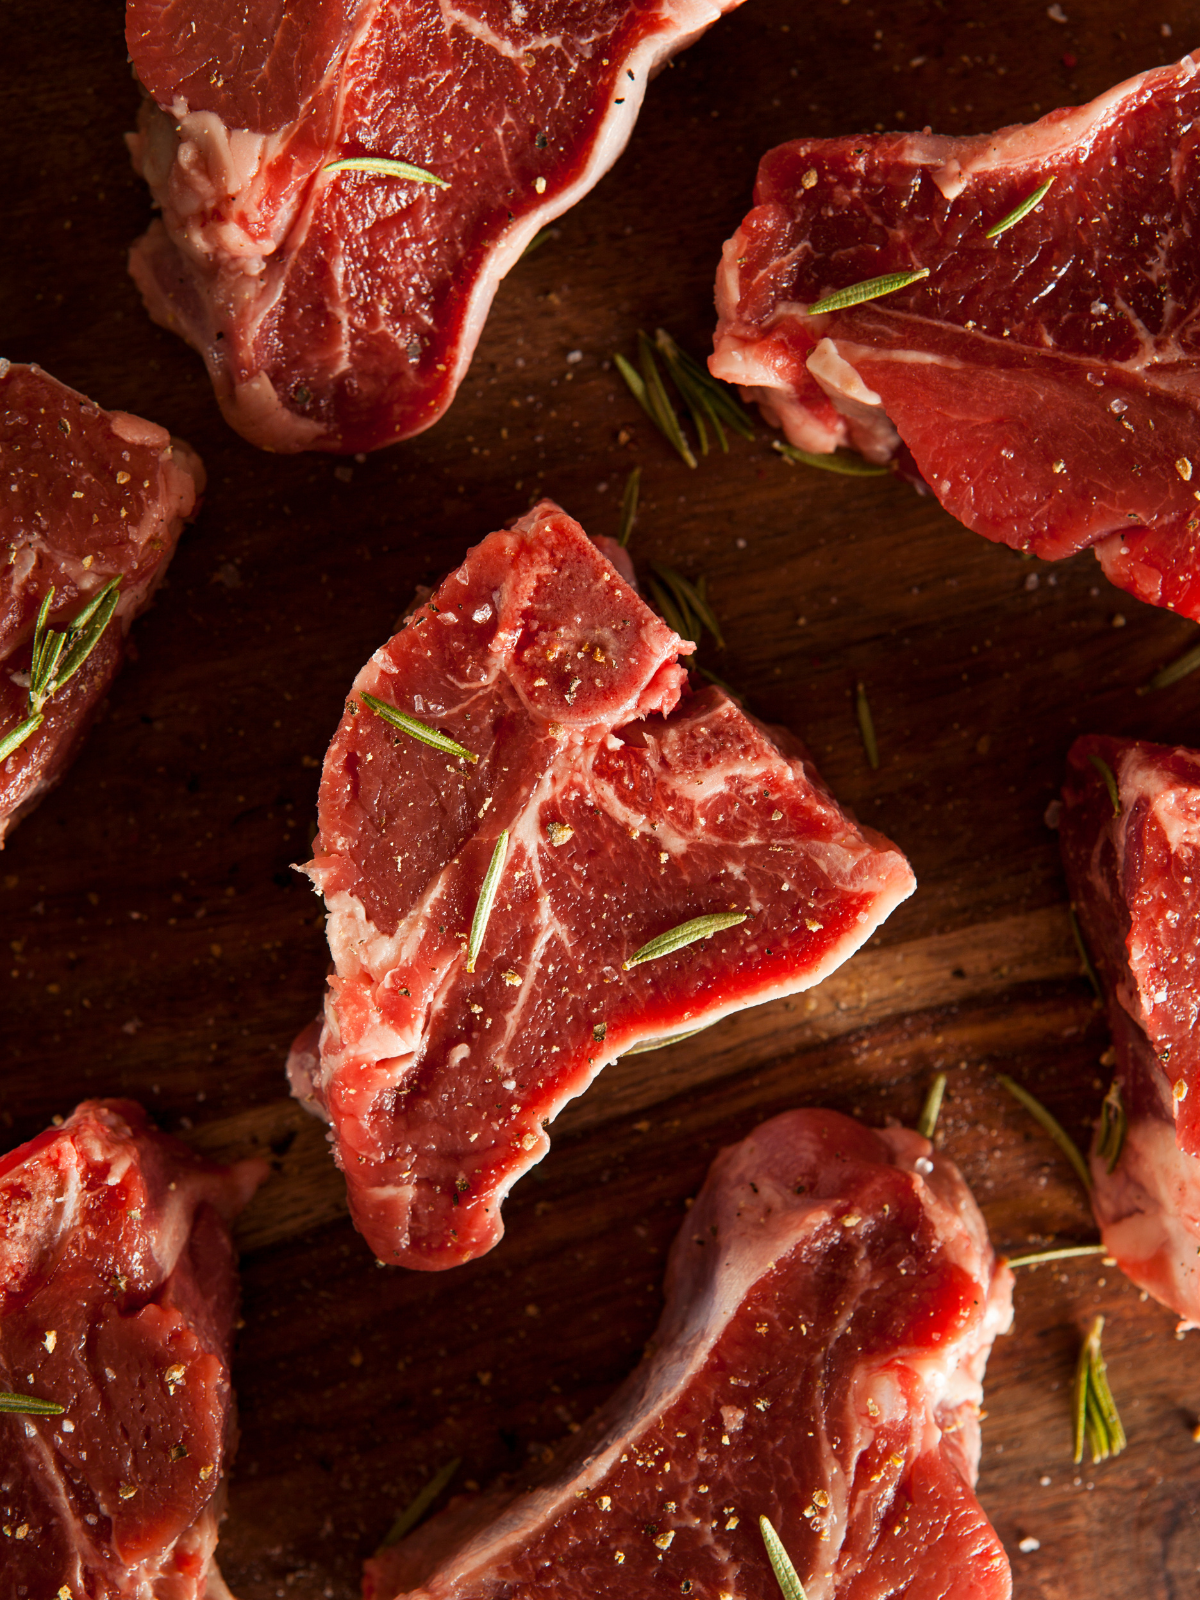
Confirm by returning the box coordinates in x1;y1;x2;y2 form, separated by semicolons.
855;682;879;770
917;1073;947;1140
1138;637;1200;694
0;1392;65;1415
360;692;478;764
0;579;122;764
466;832;509;973
985;177;1054;240
760;1515;808;1600
772;439;889;477
806;267;930;317
1096;1080;1126;1174
1073;1314;1126;1464
624;912;747;970
623;1024;710;1055
997;1074;1092;1192
324;156;448;188
1087;754;1121;816
1006;1243;1107;1268
380;1456;461;1547
618;467;641;548
651;564;725;650
1067;906;1103;1000
653;328;756;453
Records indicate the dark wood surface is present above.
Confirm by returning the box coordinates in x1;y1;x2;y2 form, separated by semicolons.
6;0;1200;1594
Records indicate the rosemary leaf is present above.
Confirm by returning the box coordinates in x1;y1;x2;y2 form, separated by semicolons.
0;1392;64;1415
1096;1080;1126;1174
615;353;649;410
653;328;756;449
773;439;890;477
1006;1243;1107;1268
324;156;449;189
521;228;554;259
51;577;122;695
623;1024;711;1055
1087;754;1121;816
1073;1315;1126;1464
618;467;641;548
647;577;696;657
806;267;930;317
997;1074;1092;1192
466;832;509;974
856;681;880;770
0;711;44;764
624;911;747;970
638;333;697;469
360;692;478;763
760;1515;808;1600
380;1456;461;1547
1139;637;1200;694
1067;905;1103;1000
916;1073;947;1140
985;177;1055;240
651;564;725;649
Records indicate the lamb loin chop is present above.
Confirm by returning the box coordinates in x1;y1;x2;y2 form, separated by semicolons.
289;501;915;1270
1060;734;1200;1326
364;1107;1014;1600
712;51;1200;624
0;1099;265;1599
125;0;747;453
0;361;203;844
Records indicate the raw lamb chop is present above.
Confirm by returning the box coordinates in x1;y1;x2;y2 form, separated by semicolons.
364;1107;1014;1600
1;361;203;844
712;51;1200;623
125;0;747;454
1060;734;1200;1325
0;1099;265;1598
289;501;915;1271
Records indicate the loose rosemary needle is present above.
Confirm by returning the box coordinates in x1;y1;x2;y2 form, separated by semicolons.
324;156;449;188
760;1515;808;1600
380;1457;461;1547
1067;905;1103;1000
1087;753;1121;816
0;1393;64;1415
806;267;930;317
997;1074;1092;1192
1006;1243;1107;1268
985;177;1054;240
916;1073;947;1140
624;912;747;970
617;466;641;548
1139;636;1200;694
466;831;509;973
855;682;879;770
773;439;889;477
1073;1315;1126;1464
1095;1080;1126;1173
360;692;478;763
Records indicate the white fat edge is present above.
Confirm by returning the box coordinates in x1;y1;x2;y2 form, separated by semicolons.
806;339;900;463
1092;1112;1200;1324
1118;746;1200;857
224;372;328;451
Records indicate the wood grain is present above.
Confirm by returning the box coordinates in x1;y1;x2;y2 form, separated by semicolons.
6;0;1200;1595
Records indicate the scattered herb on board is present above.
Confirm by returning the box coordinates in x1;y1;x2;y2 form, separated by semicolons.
323;156;449;188
380;1457;462;1547
1073;1315;1126;1464
1006;1243;1107;1268
997;1074;1092;1191
618;466;641;547
1138;636;1200;694
984;177;1055;240
805;267;930;317
360;692;479;764
623;1023;711;1055
1067;905;1103;1000
652;327;755;454
772;439;889;477
651;564;725;650
855;682;880;770
1087;754;1121;815
0;1392;64;1415
466;831;509;973
624;912;747;970
521;227;555;259
1095;1080;1126;1173
0;579;122;764
916;1073;947;1140
760;1515;808;1600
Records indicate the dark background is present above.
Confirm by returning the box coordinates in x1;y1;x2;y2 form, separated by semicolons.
5;0;1200;1594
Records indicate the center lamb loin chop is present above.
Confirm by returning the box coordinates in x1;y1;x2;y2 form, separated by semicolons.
125;0;746;453
712;51;1200;624
364;1108;1014;1600
0;1099;266;1600
289;502;915;1270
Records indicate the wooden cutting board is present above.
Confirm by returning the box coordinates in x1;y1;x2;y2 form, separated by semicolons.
6;0;1200;1594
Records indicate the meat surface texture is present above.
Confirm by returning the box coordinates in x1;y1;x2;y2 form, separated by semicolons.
0;1099;265;1600
712;52;1200;623
1060;734;1200;1325
290;501;915;1270
364;1107;1014;1600
125;0;744;454
0;361;203;844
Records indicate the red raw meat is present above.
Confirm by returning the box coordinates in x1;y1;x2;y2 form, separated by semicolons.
364;1108;1014;1600
712;52;1200;623
289;501;915;1270
125;0;746;454
0;362;204;844
1060;734;1200;1325
0;1099;265;1599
